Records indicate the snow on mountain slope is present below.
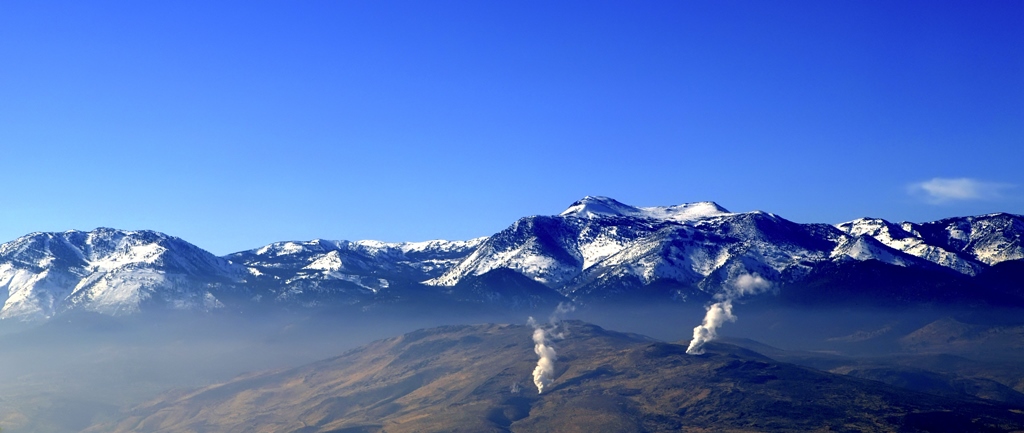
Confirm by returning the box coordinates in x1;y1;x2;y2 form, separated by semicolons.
905;213;1024;266
429;198;736;290
229;237;484;302
234;237;484;277
426;216;591;288
829;235;920;268
430;201;849;300
567;211;844;294
429;198;1024;302
0;265;79;320
0;228;239;321
559;226;710;297
836;218;984;275
560;196;731;222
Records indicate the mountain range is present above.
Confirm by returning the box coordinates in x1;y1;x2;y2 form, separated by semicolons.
2;196;1022;322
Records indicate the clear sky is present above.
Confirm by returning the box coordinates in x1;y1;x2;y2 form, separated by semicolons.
1;1;1021;255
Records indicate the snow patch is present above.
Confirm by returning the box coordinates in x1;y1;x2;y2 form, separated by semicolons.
305;251;344;272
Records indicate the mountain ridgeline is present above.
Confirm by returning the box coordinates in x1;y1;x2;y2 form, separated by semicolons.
2;196;1023;321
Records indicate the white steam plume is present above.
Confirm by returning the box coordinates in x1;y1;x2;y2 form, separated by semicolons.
528;302;574;394
531;327;556;393
686;300;735;355
729;274;771;297
686;274;770;355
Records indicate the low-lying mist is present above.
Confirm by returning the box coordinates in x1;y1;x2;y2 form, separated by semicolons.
0;304;546;433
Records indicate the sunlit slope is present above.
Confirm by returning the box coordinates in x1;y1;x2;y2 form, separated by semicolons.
88;321;1024;433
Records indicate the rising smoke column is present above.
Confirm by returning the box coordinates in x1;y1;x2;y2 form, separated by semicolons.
528;302;574;394
686;274;770;355
530;326;556;393
686;299;736;355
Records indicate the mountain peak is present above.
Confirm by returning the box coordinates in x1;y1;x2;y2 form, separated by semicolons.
559;196;640;218
559;196;730;222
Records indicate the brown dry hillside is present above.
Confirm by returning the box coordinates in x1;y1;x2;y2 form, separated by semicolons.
87;321;1024;433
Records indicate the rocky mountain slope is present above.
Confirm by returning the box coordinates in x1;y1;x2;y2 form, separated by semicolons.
2;197;1023;321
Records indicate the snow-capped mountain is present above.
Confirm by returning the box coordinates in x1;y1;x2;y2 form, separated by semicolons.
428;197;1024;302
427;197;845;299
835;218;984;275
427;197;745;291
1;197;1022;322
907;213;1024;266
0;228;240;321
0;229;486;321
559;196;731;222
226;238;484;305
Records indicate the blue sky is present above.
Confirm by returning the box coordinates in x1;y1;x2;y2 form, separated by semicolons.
1;1;1021;255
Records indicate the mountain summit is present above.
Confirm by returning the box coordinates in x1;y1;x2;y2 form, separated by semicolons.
560;196;731;222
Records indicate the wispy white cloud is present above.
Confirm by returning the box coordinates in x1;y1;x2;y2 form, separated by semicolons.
908;177;1014;204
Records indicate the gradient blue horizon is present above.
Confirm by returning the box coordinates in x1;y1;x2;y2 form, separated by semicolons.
1;1;1021;255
